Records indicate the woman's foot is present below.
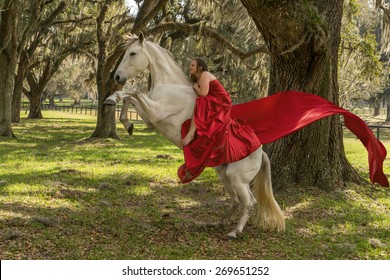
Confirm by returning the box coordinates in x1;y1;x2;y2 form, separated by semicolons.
181;131;195;147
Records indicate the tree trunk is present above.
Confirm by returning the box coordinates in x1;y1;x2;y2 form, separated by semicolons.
0;51;16;135
373;104;380;116
0;0;18;137
11;51;29;123
26;94;43;119
91;105;118;138
25;74;44;119
91;77;120;139
386;94;390;122
240;0;363;189
11;83;22;123
372;97;380;116
49;96;55;107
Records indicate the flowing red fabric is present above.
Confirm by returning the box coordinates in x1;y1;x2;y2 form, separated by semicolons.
178;84;388;187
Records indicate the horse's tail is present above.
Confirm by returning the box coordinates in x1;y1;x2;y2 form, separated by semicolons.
253;151;285;232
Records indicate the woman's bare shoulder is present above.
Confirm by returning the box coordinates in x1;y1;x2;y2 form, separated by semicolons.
200;71;217;81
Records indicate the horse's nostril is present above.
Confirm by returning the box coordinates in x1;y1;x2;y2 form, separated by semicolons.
115;75;120;82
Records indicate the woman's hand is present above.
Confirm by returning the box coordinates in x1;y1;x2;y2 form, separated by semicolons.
192;83;201;95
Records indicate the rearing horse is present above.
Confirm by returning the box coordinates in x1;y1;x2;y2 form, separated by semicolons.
105;33;285;238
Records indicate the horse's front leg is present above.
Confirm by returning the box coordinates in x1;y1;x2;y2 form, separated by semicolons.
103;89;137;106
119;97;134;135
133;94;166;124
129;97;154;128
104;89;153;132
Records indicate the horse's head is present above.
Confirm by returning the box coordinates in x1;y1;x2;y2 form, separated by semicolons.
114;33;149;85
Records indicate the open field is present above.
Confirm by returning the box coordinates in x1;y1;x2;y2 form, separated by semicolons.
0;111;389;259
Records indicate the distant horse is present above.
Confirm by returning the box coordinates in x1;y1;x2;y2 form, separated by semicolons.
104;33;285;238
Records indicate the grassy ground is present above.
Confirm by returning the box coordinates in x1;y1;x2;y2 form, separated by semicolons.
0;111;389;260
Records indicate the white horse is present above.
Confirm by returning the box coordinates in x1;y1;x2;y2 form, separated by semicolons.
105;33;285;238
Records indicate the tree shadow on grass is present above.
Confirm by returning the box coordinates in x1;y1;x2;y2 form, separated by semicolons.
277;184;390;259
1;164;389;259
2;119;389;259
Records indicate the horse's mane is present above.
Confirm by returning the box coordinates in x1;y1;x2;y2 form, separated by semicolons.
123;34;139;49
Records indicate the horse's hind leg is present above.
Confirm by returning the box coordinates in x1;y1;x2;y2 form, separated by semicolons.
215;165;240;226
226;182;256;239
224;149;262;239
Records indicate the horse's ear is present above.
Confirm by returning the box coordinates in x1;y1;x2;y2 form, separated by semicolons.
139;32;145;44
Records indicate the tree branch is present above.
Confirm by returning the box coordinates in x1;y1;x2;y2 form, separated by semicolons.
132;0;169;33
53;17;94;25
40;1;67;28
146;22;270;59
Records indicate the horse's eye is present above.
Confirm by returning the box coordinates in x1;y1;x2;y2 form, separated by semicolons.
130;52;136;56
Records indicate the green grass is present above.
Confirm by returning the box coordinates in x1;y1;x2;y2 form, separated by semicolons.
0;111;389;259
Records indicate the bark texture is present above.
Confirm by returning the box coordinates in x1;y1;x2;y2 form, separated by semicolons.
240;0;363;189
0;0;18;137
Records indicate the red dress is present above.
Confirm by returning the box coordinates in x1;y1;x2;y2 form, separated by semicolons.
178;85;388;187
178;79;261;183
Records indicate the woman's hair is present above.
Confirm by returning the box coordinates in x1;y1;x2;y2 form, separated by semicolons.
190;57;208;83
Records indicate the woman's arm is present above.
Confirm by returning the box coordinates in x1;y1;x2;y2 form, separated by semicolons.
193;71;214;97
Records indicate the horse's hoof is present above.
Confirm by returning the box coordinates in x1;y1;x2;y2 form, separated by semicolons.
127;123;134;135
227;231;237;239
103;99;116;106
